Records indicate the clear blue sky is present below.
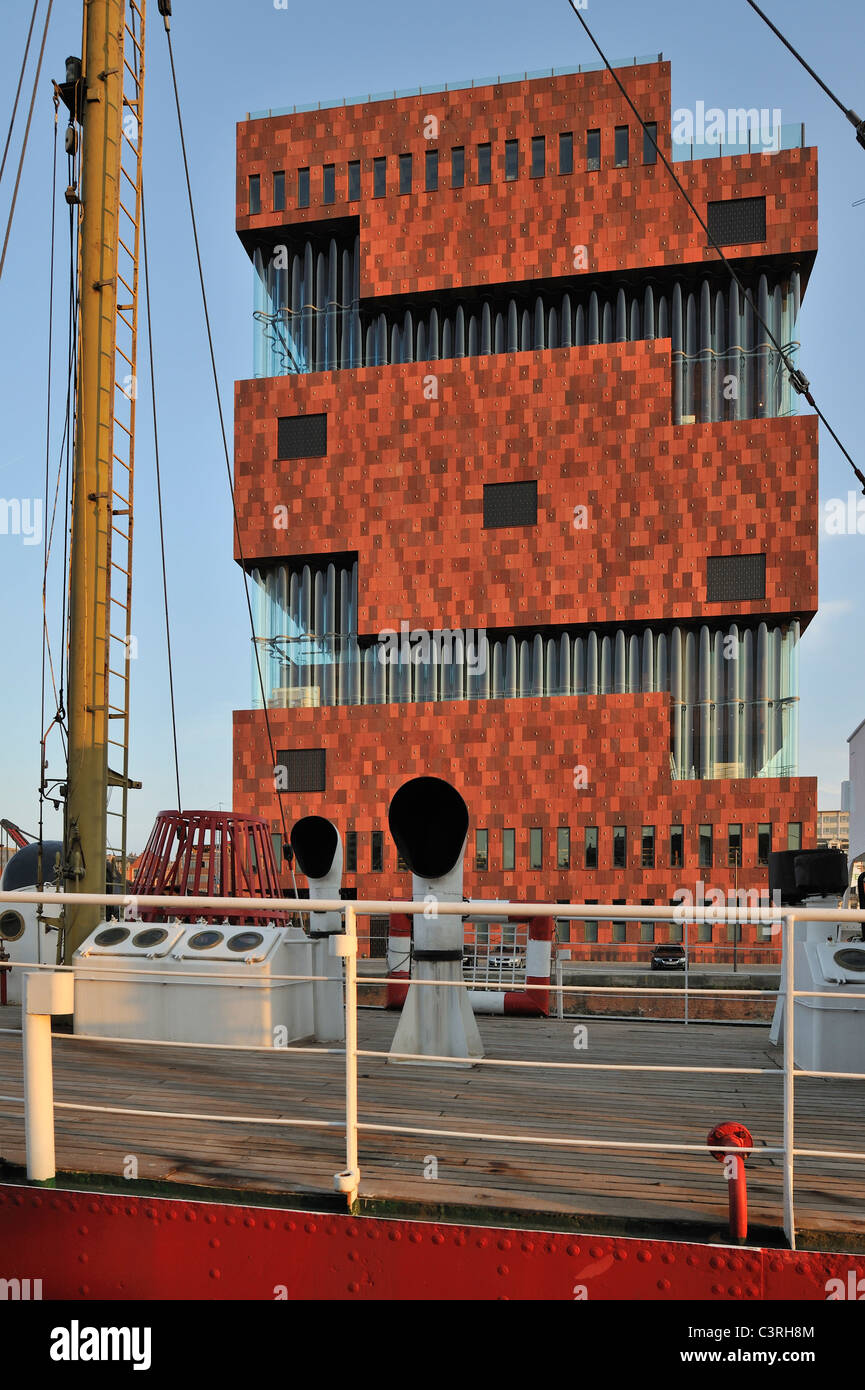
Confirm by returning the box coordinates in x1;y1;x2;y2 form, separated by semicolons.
0;0;862;850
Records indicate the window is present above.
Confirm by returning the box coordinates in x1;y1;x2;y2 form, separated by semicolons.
274;749;325;794
399;153;412;195
273;170;285;212
584;909;598;944
727;921;742;945
555;916;570;945
787;822;802;852
298;167;310;208
271;832;283;869
585;827;598;870
503;827;515;872
669;920;683;944
531;135;545;177
369;916;387;957
425;148;438;192
641;922;655;943
706;195;766;246
641;826;655;869
323;164;335;204
615;126;629;167
758;823;772;867
530;829;543;870
557;827;570;870
475;829;488;872
670;824;684;868
728;824;742;867
373;157;387;198
642;121;658;164
613;827;627;869
707;554;766;602
699;824;713;869
558;131;573;174
248;174;261;215
613;905;627;944
477;142;491;185
483;480;537;529
277;413;327;460
587;128;600;171
698;921;713;944
505;139;519;181
451;146;465;188
396;845;409;871
345;831;358;873
371;830;384;872
348;160;361;201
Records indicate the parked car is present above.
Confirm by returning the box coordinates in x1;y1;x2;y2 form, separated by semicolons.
488;950;527;970
651;944;686;971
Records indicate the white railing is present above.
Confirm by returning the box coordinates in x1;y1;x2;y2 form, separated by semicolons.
2;888;865;1251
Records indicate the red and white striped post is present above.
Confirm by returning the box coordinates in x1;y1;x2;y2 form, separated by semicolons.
385;913;412;1009
471;915;554;1017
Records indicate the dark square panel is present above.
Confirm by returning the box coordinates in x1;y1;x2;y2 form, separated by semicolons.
483;480;538;528
706;196;766;246
277;414;327;460
706;553;766;602
275;748;326;794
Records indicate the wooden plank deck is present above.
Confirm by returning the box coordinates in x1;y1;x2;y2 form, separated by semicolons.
0;1010;863;1240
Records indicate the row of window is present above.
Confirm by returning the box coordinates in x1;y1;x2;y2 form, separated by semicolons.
329;823;803;874
247;123;659;215
556;919;769;945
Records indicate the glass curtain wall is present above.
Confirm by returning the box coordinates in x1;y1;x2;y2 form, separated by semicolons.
250;561;800;780
253;242;800;423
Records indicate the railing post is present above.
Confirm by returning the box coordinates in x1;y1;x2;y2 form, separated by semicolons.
684;918;690;1026
556;955;564;1021
22;970;74;1183
332;903;359;1209
782;911;796;1249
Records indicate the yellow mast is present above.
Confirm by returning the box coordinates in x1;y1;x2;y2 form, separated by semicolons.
63;0;144;959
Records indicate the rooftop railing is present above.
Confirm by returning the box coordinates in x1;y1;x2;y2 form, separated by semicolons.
246;56;665;120
672;122;806;161
2;886;863;1250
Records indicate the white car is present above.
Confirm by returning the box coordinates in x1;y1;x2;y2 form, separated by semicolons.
487;950;526;970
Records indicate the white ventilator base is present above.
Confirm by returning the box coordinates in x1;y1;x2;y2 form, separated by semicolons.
389;957;483;1066
770;913;865;1073
311;935;345;1042
73;922;314;1046
1;893;60;1005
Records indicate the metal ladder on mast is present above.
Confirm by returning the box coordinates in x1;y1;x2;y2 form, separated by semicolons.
105;0;147;883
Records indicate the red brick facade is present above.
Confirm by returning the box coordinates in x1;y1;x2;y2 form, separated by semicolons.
233;62;819;956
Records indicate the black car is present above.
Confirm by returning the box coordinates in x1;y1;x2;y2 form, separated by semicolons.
651;944;686;971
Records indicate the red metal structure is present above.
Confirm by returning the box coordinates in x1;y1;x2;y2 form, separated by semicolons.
0;820;31;851
2;1184;861;1300
131;810;287;923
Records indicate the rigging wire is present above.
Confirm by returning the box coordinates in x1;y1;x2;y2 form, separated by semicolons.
157;8;298;888
141;186;183;814
0;0;54;286
0;0;40;192
564;0;865;495
38;85;60;888
745;0;865;148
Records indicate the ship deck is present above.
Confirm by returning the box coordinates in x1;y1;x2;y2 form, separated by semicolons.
1;1009;863;1245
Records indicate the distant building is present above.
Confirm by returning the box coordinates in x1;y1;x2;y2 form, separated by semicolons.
817;809;850;853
